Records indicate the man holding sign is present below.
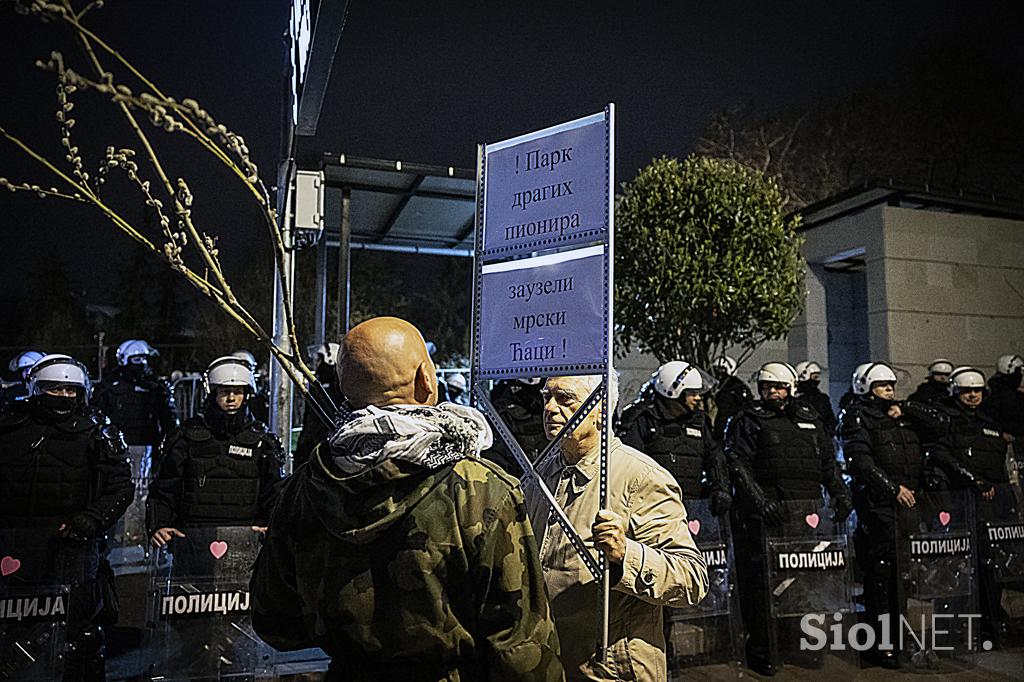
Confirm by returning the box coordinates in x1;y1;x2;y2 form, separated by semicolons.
523;373;709;681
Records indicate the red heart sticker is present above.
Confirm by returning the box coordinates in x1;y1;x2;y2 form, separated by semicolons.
687;519;701;536
1;555;21;577
209;541;228;560
938;511;951;527
804;513;820;529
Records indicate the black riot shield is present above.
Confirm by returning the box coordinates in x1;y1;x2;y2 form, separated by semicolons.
975;482;1023;644
0;529;71;681
895;490;979;670
667;498;740;678
144;526;274;680
764;497;857;671
107;444;153;573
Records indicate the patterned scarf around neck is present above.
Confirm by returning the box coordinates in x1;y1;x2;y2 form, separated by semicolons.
327;402;494;475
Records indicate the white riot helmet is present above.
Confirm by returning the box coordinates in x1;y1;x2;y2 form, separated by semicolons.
308;343;340;368
850;363;872;392
231;350;257;368
713;356;737;377
447;373;467;392
9;350;45;380
204;356;256;394
795;361;822;382
27;354;92;401
996;354;1023;375
652;361;704;399
516;377;542;386
928;358;954;376
755;362;798;392
948;366;986;395
852;362;898;395
116;339;158;366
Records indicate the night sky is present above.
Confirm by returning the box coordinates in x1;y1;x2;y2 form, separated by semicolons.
1;0;1021;312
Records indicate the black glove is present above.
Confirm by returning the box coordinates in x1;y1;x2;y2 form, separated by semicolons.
760;499;786;528
972;478;993;496
59;514;99;544
833;496;854;524
709;490;732;517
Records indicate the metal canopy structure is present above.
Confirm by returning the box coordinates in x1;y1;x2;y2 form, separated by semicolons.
320;154;477;254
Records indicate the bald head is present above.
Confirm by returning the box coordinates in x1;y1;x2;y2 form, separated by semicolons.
337;317;438;409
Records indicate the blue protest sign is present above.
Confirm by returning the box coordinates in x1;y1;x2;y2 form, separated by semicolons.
481;111;609;260
476;246;606;378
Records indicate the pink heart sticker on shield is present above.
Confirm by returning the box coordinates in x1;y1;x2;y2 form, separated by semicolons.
687;519;701;536
938;511;951;527
1;555;21;577
804;513;820;529
209;541;228;560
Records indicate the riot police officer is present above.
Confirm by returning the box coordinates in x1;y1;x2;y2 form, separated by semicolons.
985;354;1023;441
726;362;851;676
147;356;284;547
619;361;731;515
92;339;177;449
932;367;1016;644
838;362;939;668
712;355;753;440
294;343;345;469
794;360;836;434
0;354;133;681
482;377;547;477
908;358;954;405
0;349;44;413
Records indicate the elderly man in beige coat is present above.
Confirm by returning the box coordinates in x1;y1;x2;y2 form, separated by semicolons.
522;372;708;681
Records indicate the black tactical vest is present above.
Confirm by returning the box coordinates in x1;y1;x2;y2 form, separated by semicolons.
946;406;1008;484
497;402;548;459
0;408;97;525
751;405;825;501
857;405;924;489
100;378;162;446
621;403;706;498
176;418;267;525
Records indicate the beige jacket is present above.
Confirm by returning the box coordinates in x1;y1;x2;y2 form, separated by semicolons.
523;437;708;681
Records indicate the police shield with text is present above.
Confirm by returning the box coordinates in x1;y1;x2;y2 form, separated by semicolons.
0;354;133;681
726;361;852;676
933;367;1021;646
838;361;948;668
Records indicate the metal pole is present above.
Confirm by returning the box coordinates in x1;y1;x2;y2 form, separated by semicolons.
314;231;328;345
271;165;296;469
600;102;616;659
337;187;352;335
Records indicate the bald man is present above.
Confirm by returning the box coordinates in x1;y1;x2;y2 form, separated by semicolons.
250;317;563;681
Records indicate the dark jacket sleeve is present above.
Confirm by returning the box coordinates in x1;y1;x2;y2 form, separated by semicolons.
256;433;286;526
838;407;899;499
818;419;849;500
472;485;564;681
724;413;769;507
146;430;188;533
617;406;650;452
156;380;179;441
82;422;134;532
250;475;313;651
703;420;730;495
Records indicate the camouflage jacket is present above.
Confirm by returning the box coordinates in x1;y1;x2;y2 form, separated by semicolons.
250;444;563;681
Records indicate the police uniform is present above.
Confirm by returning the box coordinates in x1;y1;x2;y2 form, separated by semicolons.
146;406;284;534
481;379;547;477
0;399;133;680
619;394;730;507
838;395;936;664
92;366;177;448
726;399;850;671
712;374;753;440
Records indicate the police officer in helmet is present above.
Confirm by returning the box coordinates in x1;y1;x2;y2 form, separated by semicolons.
838;362;941;668
908;358;955;405
932;367;1016;645
726;361;851;676
711;355;753;440
1;349;44;413
0;354;133;681
147;356;284;548
794;361;837;434
481;376;547;477
92;339;177;449
619;361;731;516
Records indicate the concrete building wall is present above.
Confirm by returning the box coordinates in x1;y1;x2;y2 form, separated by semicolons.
878;207;1024;392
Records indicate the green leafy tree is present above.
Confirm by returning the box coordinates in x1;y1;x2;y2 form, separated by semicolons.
615;155;805;369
